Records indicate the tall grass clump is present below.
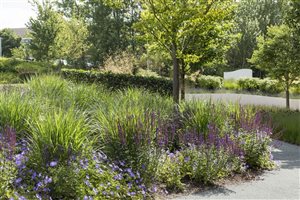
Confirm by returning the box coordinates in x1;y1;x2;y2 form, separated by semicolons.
27;108;93;166
28;75;71;107
179;100;240;137
0;91;38;133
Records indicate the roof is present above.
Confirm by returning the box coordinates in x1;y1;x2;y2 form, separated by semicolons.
9;28;29;37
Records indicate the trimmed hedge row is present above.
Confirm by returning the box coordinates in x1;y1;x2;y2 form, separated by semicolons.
61;68;173;95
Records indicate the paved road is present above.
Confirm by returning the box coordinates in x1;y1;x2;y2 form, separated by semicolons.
172;141;300;200
186;93;300;110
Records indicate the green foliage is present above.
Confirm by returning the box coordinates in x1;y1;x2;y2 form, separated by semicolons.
179;101;233;136
54;17;90;66
0;75;278;198
223;79;238;90
259;79;284;94
136;0;235;102
227;0;287;70
238;133;274;169
136;68;160;78
0;148;17;198
28;0;62;61
186;146;237;184
0;92;37;133
0;28;21;57
237;78;261;92
28;1;89;65
0;58;54;83
61;68;173;96
195;75;223;90
0;72;21;84
267;108;300;145
157;152;185;191
27;108;92;166
250;24;300;107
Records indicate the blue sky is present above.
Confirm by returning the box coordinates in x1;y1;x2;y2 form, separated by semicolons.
0;0;38;29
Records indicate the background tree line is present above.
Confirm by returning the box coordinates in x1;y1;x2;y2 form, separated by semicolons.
0;0;299;104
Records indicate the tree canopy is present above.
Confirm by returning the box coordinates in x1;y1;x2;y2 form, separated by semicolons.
0;29;21;57
250;25;300;108
135;0;235;102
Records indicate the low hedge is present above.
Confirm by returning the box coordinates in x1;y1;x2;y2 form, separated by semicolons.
259;79;284;94
195;75;223;90
237;78;261;92
61;68;173;95
0;58;53;82
237;78;284;94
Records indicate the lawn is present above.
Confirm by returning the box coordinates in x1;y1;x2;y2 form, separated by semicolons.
0;75;277;199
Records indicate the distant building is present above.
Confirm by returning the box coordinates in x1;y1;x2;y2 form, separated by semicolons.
10;28;29;38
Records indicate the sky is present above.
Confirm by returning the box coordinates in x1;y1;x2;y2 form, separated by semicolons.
0;0;39;29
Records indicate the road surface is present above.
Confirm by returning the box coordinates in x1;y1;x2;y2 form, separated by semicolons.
186;93;300;110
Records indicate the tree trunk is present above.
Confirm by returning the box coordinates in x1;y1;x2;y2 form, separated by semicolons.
171;42;180;104
180;62;185;101
286;81;290;109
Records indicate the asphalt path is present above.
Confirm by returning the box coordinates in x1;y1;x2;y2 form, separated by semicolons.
185;93;300;110
172;141;300;200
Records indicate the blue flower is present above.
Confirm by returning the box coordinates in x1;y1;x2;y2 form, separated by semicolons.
36;194;42;200
84;180;91;187
49;161;58;167
184;156;190;162
93;187;98;195
18;196;27;200
44;176;52;184
83;195;93;200
15;178;22;184
113;173;123;180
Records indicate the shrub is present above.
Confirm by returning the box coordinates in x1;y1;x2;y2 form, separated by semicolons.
195;75;223;90
237;78;261;92
223;79;238;90
259;79;284;94
291;83;300;95
0;58;54;83
61;68;173;96
157;151;185;191
15;62;51;80
102;51;136;75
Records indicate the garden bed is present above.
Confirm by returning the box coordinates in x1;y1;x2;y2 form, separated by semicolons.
0;76;277;199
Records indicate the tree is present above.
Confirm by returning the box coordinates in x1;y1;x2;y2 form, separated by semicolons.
0;29;21;57
55;17;90;67
56;0;141;65
28;0;90;65
28;0;62;61
227;0;287;72
249;25;300;108
136;0;234;103
286;0;300;34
